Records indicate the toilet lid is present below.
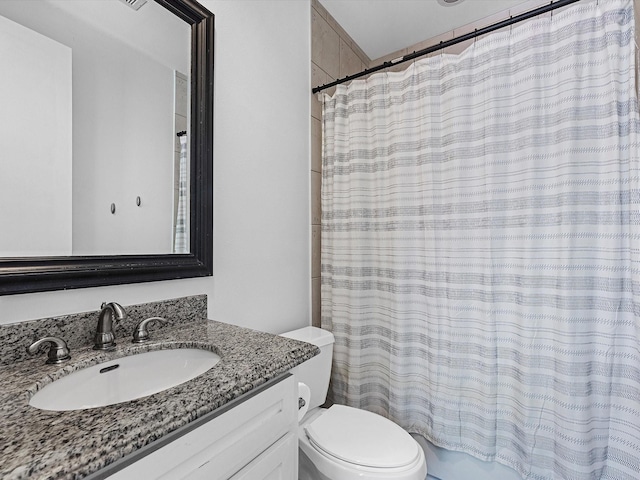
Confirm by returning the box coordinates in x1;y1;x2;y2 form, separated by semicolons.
304;405;421;469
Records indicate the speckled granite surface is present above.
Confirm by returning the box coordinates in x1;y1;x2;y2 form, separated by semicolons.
0;295;207;365
0;306;318;479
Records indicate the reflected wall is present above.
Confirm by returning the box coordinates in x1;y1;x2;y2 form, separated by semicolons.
0;14;72;256
0;0;190;256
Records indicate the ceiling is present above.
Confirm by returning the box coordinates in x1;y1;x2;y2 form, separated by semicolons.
318;0;532;60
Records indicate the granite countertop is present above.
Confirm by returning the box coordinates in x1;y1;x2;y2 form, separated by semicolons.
0;319;319;480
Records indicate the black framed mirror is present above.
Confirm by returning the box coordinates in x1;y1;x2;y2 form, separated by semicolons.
0;0;213;295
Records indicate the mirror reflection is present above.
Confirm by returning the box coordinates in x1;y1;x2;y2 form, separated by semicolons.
0;0;191;257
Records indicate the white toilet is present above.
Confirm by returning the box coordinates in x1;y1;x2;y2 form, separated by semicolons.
281;326;427;480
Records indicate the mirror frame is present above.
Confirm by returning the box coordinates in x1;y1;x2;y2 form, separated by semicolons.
0;0;214;296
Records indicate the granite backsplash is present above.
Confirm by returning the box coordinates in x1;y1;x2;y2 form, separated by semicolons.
0;295;207;365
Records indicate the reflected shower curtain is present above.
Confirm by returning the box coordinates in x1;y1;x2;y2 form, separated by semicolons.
174;134;188;253
321;1;640;478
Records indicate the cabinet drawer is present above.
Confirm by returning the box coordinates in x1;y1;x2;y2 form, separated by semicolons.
229;433;297;480
108;375;297;480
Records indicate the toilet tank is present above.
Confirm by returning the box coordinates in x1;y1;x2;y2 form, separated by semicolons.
280;326;334;410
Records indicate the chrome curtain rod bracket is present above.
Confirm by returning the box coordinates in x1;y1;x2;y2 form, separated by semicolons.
312;0;581;94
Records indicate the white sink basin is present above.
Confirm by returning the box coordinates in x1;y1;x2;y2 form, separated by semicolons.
29;348;221;411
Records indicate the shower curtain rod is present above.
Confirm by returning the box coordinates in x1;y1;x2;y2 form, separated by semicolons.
312;0;581;94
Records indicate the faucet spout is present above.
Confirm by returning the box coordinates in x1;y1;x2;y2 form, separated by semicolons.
94;302;127;350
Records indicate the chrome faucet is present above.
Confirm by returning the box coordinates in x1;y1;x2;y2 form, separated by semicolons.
94;302;127;350
27;337;71;364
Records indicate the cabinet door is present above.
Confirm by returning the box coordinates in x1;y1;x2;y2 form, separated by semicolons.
107;376;297;480
228;433;297;480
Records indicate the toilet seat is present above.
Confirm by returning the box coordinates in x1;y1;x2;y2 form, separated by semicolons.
304;405;421;469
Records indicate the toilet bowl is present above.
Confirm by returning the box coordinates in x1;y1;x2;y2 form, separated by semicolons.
281;327;427;480
298;405;426;480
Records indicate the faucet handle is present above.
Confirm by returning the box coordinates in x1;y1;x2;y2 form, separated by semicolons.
27;337;71;365
132;317;168;343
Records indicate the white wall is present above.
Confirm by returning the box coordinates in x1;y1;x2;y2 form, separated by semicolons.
0;0;312;335
205;0;312;332
71;26;178;255
0;15;72;256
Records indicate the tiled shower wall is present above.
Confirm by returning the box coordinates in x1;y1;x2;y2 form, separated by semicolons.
310;0;370;327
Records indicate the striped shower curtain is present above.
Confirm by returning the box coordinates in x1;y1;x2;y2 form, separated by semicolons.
174;134;188;253
321;1;640;478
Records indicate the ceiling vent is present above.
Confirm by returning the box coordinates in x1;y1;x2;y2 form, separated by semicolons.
437;0;466;6
118;0;147;11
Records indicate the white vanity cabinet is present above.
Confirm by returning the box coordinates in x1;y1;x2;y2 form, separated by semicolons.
106;375;298;480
